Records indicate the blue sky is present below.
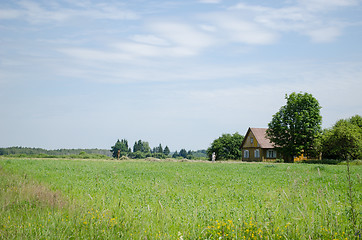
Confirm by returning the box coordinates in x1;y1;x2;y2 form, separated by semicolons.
1;0;362;151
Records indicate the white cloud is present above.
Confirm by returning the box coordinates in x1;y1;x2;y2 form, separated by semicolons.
58;48;132;62
0;9;21;19
199;0;222;3
149;22;215;49
306;27;342;42
227;1;356;43
131;35;169;46
298;0;359;11
201;13;278;45
6;0;139;23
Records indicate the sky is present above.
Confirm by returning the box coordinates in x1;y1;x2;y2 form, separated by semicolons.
1;0;362;151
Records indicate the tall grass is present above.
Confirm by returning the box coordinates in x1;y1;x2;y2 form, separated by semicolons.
0;158;361;239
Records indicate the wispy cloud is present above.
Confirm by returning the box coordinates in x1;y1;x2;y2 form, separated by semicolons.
1;0;139;23
199;0;222;3
306;27;342;42
228;0;358;43
298;0;359;11
147;21;216;54
201;13;279;45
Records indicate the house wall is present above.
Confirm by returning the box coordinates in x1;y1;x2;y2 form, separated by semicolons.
242;148;279;162
242;130;262;161
262;149;279;162
242;147;261;162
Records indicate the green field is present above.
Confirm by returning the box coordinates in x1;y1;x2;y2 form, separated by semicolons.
0;158;361;239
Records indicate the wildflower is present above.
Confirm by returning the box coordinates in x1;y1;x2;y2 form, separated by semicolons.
178;231;184;240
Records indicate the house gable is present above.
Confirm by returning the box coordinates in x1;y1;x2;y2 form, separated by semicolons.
242;128;259;148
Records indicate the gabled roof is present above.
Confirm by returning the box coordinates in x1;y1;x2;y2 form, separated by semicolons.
241;127;275;149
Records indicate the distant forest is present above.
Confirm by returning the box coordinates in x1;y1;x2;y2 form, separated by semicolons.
0;146;208;160
0;147;112;157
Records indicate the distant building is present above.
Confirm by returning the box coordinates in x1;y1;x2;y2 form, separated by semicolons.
241;128;280;162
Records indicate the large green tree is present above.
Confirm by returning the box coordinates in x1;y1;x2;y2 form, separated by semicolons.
207;132;244;160
322;115;362;160
266;92;322;163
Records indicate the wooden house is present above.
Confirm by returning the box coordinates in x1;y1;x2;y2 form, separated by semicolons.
241;128;280;162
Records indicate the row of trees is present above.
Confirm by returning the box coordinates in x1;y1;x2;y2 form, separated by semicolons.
207;92;361;162
0;147;112;157
110;139;206;160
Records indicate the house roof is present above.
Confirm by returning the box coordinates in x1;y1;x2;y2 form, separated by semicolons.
242;128;275;149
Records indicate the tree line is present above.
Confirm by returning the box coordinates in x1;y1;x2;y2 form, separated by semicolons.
207;92;362;162
0;147;112;157
110;139;207;160
0;147;111;159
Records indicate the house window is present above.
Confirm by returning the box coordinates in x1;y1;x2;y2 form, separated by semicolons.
267;150;276;158
250;137;253;144
255;149;260;158
244;150;249;158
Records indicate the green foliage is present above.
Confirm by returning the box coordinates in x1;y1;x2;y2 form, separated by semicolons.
322;115;362;160
207;132;244;160
110;139;130;158
152;144;164;154
171;149;206;159
151;152;166;159
0;158;360;239
190;149;207;158
132;140;151;154
179;149;187;158
163;146;170;156
267;92;322;163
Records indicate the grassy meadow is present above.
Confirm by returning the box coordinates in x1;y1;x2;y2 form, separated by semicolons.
0;158;361;239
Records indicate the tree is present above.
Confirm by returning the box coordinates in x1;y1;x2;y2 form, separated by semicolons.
172;151;179;158
110;139;130;159
141;141;151;153
322;115;362;160
133;140;142;152
186;150;193;159
158;144;163;154
179;149;187;158
266;92;322;163
163;146;170;156
133;140;151;153
207;132;244;160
